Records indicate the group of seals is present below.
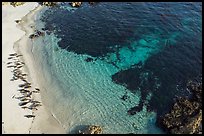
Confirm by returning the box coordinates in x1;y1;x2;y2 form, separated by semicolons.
7;53;25;81
6;52;42;118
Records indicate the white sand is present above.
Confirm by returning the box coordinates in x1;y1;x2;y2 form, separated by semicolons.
2;3;65;134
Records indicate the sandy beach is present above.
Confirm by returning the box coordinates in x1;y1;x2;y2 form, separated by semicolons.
2;2;65;134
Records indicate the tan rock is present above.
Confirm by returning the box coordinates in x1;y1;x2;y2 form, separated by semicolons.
79;125;102;134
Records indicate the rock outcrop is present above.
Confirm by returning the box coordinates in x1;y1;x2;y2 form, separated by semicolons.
78;125;102;134
29;30;45;39
10;2;25;7
157;77;202;134
2;2;10;5
70;2;82;7
38;2;58;7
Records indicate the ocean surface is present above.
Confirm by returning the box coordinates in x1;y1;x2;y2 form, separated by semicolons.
32;2;202;134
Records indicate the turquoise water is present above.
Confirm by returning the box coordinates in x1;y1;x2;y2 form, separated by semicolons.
32;33;163;133
32;2;202;134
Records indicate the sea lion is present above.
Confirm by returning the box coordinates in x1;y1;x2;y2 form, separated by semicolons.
22;79;28;83
23;92;32;97
20;97;30;101
17;88;24;91
9;53;17;56
8;57;14;59
7;62;12;65
21;94;31;98
21;74;27;76
32;90;39;93
19;84;26;88
20;90;30;93
24;85;31;89
28;106;38;110
15;62;22;66
35;88;40;91
7;65;15;68
21;106;28;109
18;101;30;106
31;100;41;104
24;115;35;118
16;55;23;57
16;66;23;69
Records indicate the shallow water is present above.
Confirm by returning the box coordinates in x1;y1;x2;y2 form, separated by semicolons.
32;2;201;134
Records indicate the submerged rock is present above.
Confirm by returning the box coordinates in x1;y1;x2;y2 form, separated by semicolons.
85;57;94;62
79;125;102;134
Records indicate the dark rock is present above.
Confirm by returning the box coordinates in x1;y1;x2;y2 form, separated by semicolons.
121;94;129;101
85;57;94;62
29;34;36;39
15;20;21;23
29;30;45;39
41;28;46;31
127;102;143;115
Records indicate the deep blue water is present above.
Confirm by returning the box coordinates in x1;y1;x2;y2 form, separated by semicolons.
38;2;202;133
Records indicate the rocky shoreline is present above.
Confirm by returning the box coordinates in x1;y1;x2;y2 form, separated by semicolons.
3;2;201;134
2;2;97;8
157;76;202;134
